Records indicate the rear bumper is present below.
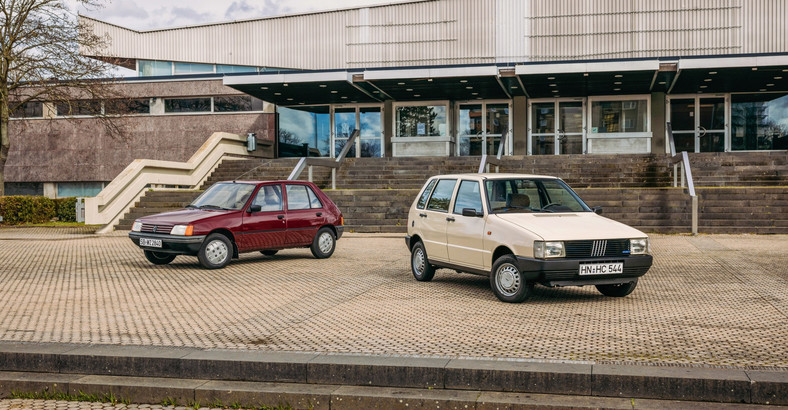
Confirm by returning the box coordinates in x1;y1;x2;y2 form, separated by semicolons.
515;255;653;286
129;232;206;255
336;225;344;240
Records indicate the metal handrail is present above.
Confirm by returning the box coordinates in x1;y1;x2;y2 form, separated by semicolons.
478;129;508;173
288;129;360;189
666;122;698;235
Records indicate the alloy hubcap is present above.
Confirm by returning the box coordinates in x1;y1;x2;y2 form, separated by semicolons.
318;232;333;254
205;239;228;265
496;264;520;296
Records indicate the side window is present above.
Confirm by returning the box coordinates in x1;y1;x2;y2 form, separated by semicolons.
426;179;456;212
453;180;482;214
416;179;437;209
286;185;311;210
306;186;324;208
252;184;283;212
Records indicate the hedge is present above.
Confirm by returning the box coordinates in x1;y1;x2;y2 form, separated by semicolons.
0;196;78;225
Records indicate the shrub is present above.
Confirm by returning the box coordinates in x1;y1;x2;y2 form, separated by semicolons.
55;197;78;222
0;195;68;225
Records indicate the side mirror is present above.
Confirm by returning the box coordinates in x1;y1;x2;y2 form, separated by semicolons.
592;206;603;215
248;204;261;213
462;208;482;217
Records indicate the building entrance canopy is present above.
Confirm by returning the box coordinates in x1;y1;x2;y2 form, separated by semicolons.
224;55;788;105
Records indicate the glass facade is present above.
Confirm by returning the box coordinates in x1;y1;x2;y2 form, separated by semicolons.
216;65;259;74
138;60;172;76
164;98;211;113
105;99;151;115
56;100;102;116
214;95;264;112
359;107;383;157
174;62;214;74
278;106;330;157
395;105;447;138
591;100;647;133
732;93;788;150
57;182;104;198
10;101;43;118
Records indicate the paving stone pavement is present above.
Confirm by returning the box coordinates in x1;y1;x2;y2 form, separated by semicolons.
0;228;787;370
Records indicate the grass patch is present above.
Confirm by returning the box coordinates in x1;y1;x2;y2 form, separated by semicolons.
12;390;129;405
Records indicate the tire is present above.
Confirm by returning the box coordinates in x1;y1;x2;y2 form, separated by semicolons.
410;241;435;282
198;233;232;269
490;255;532;303
144;250;176;265
596;279;638;297
260;250;278;256
310;227;336;259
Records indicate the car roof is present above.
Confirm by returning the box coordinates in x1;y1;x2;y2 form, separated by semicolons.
427;173;559;180
215;180;310;185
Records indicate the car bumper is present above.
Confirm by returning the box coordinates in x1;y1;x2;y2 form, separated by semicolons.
129;232;206;255
405;235;412;249
515;255;653;286
336;225;344;240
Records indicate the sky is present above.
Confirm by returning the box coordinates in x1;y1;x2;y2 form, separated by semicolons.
75;0;403;31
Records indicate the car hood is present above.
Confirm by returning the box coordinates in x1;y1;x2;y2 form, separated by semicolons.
137;209;231;225
493;212;647;241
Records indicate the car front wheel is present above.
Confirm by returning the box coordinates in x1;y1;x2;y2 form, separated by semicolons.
596;280;638;297
410;241;435;281
198;233;232;269
310;227;336;259
490;255;532;303
144;250;176;265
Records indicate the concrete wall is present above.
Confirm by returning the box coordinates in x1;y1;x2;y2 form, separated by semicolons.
6;113;275;184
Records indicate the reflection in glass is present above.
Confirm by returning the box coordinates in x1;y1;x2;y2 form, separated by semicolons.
174;62;214;74
458;104;482;155
732;93;788;150
591;100;647;133
396;105;447;137
138;60;172;76
214;96;264;112
105;99;150;115
278;106;330;157
10;101;43;118
360;107;383;157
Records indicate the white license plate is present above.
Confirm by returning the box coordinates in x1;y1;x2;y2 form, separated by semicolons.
140;238;162;248
579;262;623;275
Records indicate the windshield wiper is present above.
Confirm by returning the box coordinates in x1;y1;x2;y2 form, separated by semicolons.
185;204;198;209
198;204;229;210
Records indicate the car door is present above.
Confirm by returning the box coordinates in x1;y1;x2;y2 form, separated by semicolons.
239;183;288;252
446;179;486;269
419;178;457;263
284;183;325;245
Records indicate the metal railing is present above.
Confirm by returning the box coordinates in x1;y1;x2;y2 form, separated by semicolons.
288;129;360;189
667;122;699;235
478;130;508;173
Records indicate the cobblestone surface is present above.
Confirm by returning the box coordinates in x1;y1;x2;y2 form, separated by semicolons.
0;228;787;370
0;399;234;410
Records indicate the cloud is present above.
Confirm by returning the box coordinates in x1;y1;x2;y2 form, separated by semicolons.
224;0;291;21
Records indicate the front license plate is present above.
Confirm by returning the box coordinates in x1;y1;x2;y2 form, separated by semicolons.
139;238;162;248
579;262;623;275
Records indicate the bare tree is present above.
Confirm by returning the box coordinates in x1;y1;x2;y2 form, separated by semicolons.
1;0;117;196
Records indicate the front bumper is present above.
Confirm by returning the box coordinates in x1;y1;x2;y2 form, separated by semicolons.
129;232;206;255
515;255;653;286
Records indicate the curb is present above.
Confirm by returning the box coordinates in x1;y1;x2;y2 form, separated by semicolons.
0;342;786;406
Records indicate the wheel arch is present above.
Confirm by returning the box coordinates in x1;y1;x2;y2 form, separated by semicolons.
409;234;423;251
208;228;238;258
491;245;514;267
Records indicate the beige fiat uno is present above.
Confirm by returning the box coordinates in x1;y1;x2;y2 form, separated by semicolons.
405;173;652;303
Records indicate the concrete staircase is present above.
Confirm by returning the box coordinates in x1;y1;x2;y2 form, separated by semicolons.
115;152;788;234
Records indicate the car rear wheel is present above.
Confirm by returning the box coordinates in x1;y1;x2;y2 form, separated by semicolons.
410;241;435;282
198;233;232;269
596;280;638;297
144;250;176;265
261;250;278;256
310;227;336;259
490;255;532;303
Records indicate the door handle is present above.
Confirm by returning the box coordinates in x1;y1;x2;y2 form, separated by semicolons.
446;217;455;222
419;213;427;218
277;214;285;219
697;126;707;137
316;212;322;217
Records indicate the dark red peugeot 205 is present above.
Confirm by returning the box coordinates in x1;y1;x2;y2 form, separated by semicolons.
129;180;344;269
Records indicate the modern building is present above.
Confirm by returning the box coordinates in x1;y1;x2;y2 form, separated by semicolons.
5;0;787;196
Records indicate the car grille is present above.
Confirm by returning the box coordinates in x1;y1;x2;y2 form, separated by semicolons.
140;223;173;234
565;239;630;258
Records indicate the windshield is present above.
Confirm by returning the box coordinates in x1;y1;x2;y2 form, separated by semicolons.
188;182;255;211
485;178;590;214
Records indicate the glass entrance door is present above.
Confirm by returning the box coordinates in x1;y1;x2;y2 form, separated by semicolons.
332;105;384;158
529;100;585;155
669;97;726;152
457;102;511;156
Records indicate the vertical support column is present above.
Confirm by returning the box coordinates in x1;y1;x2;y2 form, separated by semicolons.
691;195;699;235
308;165;313;182
383;100;394;158
331;168;336;190
512;96;528;155
651;92;667;154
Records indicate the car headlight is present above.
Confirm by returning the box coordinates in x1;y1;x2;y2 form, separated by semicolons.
131;221;143;232
170;225;194;236
534;241;565;258
630;238;649;255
